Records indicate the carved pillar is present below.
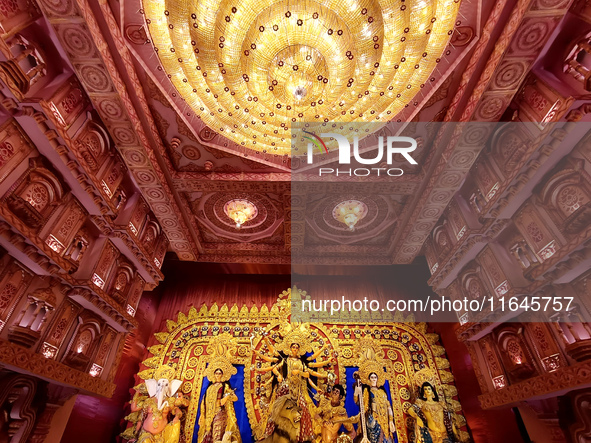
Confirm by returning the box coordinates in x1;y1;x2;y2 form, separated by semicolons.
0;371;39;442
27;384;76;443
558;388;591;442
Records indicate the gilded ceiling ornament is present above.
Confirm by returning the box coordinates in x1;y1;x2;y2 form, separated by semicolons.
141;0;461;154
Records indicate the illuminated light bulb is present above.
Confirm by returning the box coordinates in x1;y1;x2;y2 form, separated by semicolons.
333;200;368;232
224;199;258;229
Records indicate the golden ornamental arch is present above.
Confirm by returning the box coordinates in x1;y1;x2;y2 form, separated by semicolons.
124;288;470;442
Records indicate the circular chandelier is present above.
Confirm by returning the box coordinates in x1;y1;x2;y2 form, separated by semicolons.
333;199;368;231
223;199;258;228
142;0;460;154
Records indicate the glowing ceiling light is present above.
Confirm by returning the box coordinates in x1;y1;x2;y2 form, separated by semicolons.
142;0;460;154
333;200;368;231
224;199;258;229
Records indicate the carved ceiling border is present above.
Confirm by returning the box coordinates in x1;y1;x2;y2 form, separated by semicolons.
36;0;200;261
393;0;573;264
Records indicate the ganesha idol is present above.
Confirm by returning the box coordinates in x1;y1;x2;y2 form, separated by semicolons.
129;364;189;443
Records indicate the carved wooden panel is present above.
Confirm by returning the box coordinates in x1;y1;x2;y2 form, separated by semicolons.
473;158;501;202
93;326;116;367
0;119;34;184
0;259;32;331
128;196;149;237
44;300;79;350
44;198;87;256
91;239;119;291
477;246;511;298
515;202;560;261
43;76;90;130
479;335;507;390
126;273;145;313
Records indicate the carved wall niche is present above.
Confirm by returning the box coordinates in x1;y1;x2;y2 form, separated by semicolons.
139;216;160;255
41;300;80;360
489;123;531;173
73;112;111;173
0;259;32;333
62;312;103;373
8;285;56;348
495;325;538;383
42;198;87;257
506;226;540;272
0;119;34;184
538;158;591;235
432;220;453;260
478;334;508;390
477;246;512;298
90;239;119;292
3;157;66;231
42;75;89;130
514;202;561;262
109;258;134;306
459;264;489;303
63;226;91;266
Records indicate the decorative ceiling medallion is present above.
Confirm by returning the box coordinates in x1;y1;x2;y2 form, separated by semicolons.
223;199;259;228
333;199;368;231
142;0;461;154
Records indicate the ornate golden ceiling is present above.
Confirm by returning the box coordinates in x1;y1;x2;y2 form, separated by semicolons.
142;0;461;153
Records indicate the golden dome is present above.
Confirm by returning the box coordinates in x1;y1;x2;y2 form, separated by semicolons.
142;0;460;154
